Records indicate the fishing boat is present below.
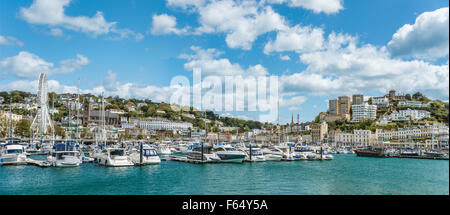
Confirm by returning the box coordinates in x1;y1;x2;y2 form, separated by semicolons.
0;143;27;165
212;144;246;163
130;144;161;165
96;147;134;167
47;142;82;167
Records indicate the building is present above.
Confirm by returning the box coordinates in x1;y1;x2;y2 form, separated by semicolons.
398;101;430;108
82;101;120;126
351;103;377;122
372;96;389;107
338;96;351;115
391;108;431;121
386;89;406;101
0;110;23;121
327;96;352;122
139;118;192;131
310;122;328;143
352;94;364;105
354;130;374;145
0;97;4;104
329;99;339;115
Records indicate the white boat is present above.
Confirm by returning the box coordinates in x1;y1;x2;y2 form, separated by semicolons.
213;144;246;163
261;147;283;161
96;147;134;167
318;149;334;160
155;143;172;155
293;146;317;160
0;144;27;165
130;144;161;165
47;142;82;167
186;143;221;162
244;146;266;162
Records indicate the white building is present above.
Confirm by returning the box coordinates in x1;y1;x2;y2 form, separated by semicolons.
0;97;4;103
372;96;389;106
351;103;377;122
354;130;373;145
0;111;23;121
391;108;430;121
139;119;192;131
398;101;430;108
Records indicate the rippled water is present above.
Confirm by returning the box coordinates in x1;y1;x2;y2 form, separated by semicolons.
0;154;448;195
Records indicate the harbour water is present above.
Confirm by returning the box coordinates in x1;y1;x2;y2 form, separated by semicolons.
0;154;448;195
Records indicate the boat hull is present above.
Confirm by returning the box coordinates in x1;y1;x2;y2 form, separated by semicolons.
355;150;385;158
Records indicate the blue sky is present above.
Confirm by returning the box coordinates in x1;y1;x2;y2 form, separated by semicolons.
0;0;448;124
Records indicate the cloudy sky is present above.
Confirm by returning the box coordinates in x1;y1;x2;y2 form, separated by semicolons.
0;0;448;123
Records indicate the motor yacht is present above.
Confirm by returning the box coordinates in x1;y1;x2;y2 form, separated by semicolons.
212;144;246;163
293;146;317;160
244;145;266;162
47;142;82;167
96;147;134;167
0;143;27;165
186;143;221;162
130;144;161;165
155;142;172;155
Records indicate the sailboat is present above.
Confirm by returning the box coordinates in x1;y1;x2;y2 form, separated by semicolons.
0;98;27;165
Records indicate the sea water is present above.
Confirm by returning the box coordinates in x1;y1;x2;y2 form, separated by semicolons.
0;154;448;195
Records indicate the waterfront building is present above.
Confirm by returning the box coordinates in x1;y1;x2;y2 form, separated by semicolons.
352;94;364;105
351;103;377;122
335;132;354;144
376;124;449;142
372;96;389;107
310;121;328;143
354;130;374;145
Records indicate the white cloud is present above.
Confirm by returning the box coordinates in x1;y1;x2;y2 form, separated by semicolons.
166;0;206;10
280;55;291;60
281;32;449;98
264;25;324;54
181;46;268;76
195;0;288;50
267;0;344;14
49;28;63;37
388;7;449;59
0;51;89;78
20;0;142;40
150;14;189;35
0;35;24;46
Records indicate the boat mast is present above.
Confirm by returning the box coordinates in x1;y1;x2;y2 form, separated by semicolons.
76;78;80;143
101;92;106;146
9;96;13;140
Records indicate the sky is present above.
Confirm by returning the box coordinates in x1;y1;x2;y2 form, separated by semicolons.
0;0;449;124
